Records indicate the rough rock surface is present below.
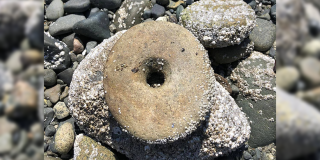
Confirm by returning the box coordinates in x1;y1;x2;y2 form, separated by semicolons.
54;122;75;154
180;0;256;48
70;22;250;159
74;134;118;160
230;51;276;147
113;0;152;32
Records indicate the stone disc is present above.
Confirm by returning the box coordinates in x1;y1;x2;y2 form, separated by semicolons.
104;21;213;142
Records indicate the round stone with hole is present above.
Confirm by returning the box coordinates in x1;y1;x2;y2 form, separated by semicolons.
104;21;214;143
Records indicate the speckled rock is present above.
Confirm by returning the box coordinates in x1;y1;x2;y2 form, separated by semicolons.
53;102;70;119
208;38;254;64
54;122;74;154
70;22;250;159
113;0;152;32
277;89;320;160
180;0;256;48
249;19;276;52
276;67;299;91
44;32;71;71
74;134;118;160
230;51;276;147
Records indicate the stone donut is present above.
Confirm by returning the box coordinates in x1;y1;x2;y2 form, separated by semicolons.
69;21;251;159
104;21;214;143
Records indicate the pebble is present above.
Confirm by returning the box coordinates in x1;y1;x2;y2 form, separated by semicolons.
61;33;75;51
249;18;276;52
176;5;184;20
21;49;43;66
143;10;152;20
85;41;97;54
44;108;55;129
90;0;122;10
64;0;90;13
76;54;84;62
277;67;299;91
5;51;22;74
57;68;74;86
243;151;252;159
186;0;194;5
270;4;276;19
44;84;61;104
11;130;28;156
73;11;110;42
53;102;70;119
257;9;271;21
86;7;100;18
156;16;168;22
73;38;84;54
70;52;77;62
44;69;57;87
168;14;178;23
0;133;13;154
45;125;56;136
301;39;320;57
48;14;86;36
151;4;165;19
54;122;75;154
156;0;169;7
12;81;38;109
72;62;79;70
60;86;69;100
46;0;64;21
299;57;320;87
74;134;118;160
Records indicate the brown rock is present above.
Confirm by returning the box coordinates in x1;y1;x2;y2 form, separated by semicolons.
73;38;84;54
44;84;61;104
104;21;214;142
13;81;38;108
21;49;43;65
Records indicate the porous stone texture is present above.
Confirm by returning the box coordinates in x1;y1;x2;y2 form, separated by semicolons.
113;0;152;32
74;134;118;160
44;32;71;71
277;89;320;160
53;102;70;119
230;51;276;147
54;122;75;154
69;22;250;159
180;0;256;48
208;38;254;64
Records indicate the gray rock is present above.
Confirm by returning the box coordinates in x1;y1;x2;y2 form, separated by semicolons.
44;32;71;71
5;50;22;74
44;84;61;104
86;7;100;18
156;0;169;6
70;52;77;62
61;33;75;51
244;0;256;9
57;68;74;86
86;41;98;54
44;108;55;129
76;54;84;62
277;89;320;160
277;67;299;91
44;69;57;87
64;0;90;13
113;0;152;32
90;0;122;10
299;57;320;87
46;0;64;21
176;5;184;20
10;130;28;156
270;4;276;19
243;151;252;159
301;39;320;57
45;125;56;136
0;133;13;154
249;19;276;52
230;51;276;147
54;122;75;154
49;14;86;36
151;4;165;19
73;12;110;42
53;102;70;119
143;10;152;20
186;0;193;5
208;38;254;64
257;9;271;21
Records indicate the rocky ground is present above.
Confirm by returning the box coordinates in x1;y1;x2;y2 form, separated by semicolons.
43;0;277;159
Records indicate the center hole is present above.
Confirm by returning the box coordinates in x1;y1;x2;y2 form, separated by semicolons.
147;71;165;88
